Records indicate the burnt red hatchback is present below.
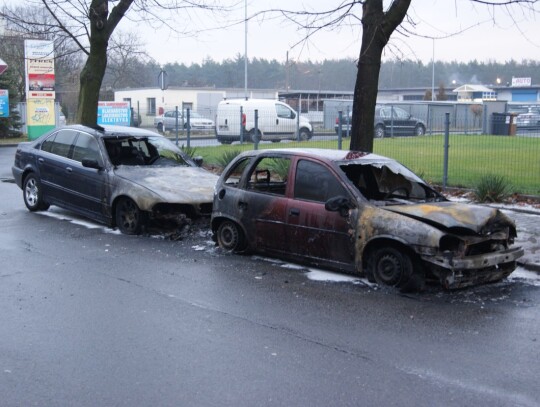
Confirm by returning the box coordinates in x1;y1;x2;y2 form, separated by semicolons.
211;148;523;291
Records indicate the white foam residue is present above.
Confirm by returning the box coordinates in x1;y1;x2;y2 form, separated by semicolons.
306;268;375;287
38;211;103;229
508;266;540;286
192;245;206;251
280;263;305;270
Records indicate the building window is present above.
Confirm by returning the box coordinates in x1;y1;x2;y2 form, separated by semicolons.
147;98;156;115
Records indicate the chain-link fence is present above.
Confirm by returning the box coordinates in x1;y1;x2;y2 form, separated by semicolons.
130;100;540;197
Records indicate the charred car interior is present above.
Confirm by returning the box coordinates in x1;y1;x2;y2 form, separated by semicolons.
211;148;524;291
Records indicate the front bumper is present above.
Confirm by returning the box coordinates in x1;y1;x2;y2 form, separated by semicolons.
422;246;525;289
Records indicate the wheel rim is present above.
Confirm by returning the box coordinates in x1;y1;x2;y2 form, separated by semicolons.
218;221;240;251
375;126;384;138
25;177;38;207
376;253;403;286
117;199;140;234
416;126;424;136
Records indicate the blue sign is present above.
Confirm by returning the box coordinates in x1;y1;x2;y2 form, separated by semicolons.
97;102;131;126
0;90;8;118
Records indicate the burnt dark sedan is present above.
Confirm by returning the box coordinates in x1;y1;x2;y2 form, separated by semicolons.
12;125;219;234
211;148;523;291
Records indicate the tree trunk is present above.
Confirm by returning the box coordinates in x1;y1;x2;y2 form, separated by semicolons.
349;0;411;152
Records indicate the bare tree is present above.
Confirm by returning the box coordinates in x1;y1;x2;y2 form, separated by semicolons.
1;0;232;126
269;0;540;152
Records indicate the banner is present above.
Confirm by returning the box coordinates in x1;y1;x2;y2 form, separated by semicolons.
97;101;131;126
25;40;55;139
0;89;8;118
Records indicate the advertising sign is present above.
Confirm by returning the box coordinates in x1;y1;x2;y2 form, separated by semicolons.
25;40;55;139
511;77;532;87
24;40;55;99
0;90;8;117
97;101;131;126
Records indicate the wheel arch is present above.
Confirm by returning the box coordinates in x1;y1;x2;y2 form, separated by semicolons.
361;237;421;271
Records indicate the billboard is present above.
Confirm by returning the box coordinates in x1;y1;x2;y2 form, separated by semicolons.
0;89;8;118
25;40;55;139
97;101;131;126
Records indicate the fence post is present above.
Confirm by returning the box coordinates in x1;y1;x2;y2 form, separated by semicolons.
175;105;179;146
296;107;301;142
346;106;350;138
240;106;244;144
254;109;259;150
443;112;450;189
338;110;343;150
390;105;395;138
186;108;191;148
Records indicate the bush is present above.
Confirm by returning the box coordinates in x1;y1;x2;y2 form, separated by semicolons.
473;174;512;203
180;144;198;159
215;149;242;169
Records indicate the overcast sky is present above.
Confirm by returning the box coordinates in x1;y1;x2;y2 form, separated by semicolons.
124;0;540;66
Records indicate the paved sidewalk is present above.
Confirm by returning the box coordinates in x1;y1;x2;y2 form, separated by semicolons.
502;207;540;272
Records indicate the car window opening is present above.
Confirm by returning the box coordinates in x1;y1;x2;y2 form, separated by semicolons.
104;137;190;167
340;163;443;204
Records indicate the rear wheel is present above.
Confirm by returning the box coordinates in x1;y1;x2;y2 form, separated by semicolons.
374;125;385;139
23;173;49;211
249;129;261;143
156;122;164;133
115;197;144;235
217;220;246;252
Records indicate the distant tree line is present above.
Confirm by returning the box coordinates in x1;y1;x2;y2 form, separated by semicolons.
104;57;540;92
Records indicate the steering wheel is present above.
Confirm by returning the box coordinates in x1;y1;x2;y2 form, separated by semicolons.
384;186;410;199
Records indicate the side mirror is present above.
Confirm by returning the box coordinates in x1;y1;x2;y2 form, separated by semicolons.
325;196;355;217
82;158;102;170
193;156;203;167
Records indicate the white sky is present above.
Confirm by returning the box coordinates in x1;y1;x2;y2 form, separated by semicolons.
121;0;540;66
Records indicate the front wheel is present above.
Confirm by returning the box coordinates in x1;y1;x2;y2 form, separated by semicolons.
115;197;144;235
23;173;49;211
415;124;426;136
217;220;246;252
366;246;424;292
299;128;311;141
374;125;385;139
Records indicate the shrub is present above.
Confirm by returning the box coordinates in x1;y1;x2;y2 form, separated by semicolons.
215;149;242;169
180;144;198;159
473;174;512;203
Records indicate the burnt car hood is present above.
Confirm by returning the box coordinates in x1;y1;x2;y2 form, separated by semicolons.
114;166;218;203
384;201;514;235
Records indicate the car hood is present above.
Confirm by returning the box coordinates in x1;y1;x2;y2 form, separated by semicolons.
114;166;218;203
384;201;515;235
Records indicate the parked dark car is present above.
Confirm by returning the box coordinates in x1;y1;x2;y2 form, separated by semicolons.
211;148;523;291
335;105;426;138
12;125;219;234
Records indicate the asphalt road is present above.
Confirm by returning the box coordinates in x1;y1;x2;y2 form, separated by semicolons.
1;146;539;407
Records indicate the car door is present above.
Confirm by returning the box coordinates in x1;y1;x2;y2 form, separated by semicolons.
38;129;79;204
274;102;297;138
286;158;355;268
62;132;109;221
392;106;416;135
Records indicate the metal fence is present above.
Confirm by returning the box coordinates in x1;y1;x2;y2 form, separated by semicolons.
134;101;540;197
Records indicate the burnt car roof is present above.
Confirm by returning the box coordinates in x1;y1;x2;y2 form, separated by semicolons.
236;148;389;163
30;124;160;142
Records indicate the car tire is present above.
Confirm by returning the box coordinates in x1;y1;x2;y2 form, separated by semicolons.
217;220;246;252
374;124;385;139
156;122;164;133
367;246;424;292
415;124;426;136
23;173;49;212
115;197;144;235
299;128;311;141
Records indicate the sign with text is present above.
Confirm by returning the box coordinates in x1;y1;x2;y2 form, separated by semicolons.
97;101;131;126
511;77;532;87
24;40;55;99
0;90;9;117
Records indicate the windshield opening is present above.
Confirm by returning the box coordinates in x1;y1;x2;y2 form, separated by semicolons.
104;136;191;167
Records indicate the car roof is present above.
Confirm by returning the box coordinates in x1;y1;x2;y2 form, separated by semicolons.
237;148;391;164
43;124;160;139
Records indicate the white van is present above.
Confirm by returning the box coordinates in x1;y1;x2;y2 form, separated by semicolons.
215;99;312;144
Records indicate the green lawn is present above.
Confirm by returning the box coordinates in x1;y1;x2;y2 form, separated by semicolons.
195;134;540;196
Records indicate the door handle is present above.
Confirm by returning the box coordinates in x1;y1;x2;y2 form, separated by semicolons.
276;119;279;125
65;167;73;174
289;208;300;216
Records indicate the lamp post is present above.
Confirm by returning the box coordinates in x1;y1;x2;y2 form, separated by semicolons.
244;0;248;100
431;38;435;101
